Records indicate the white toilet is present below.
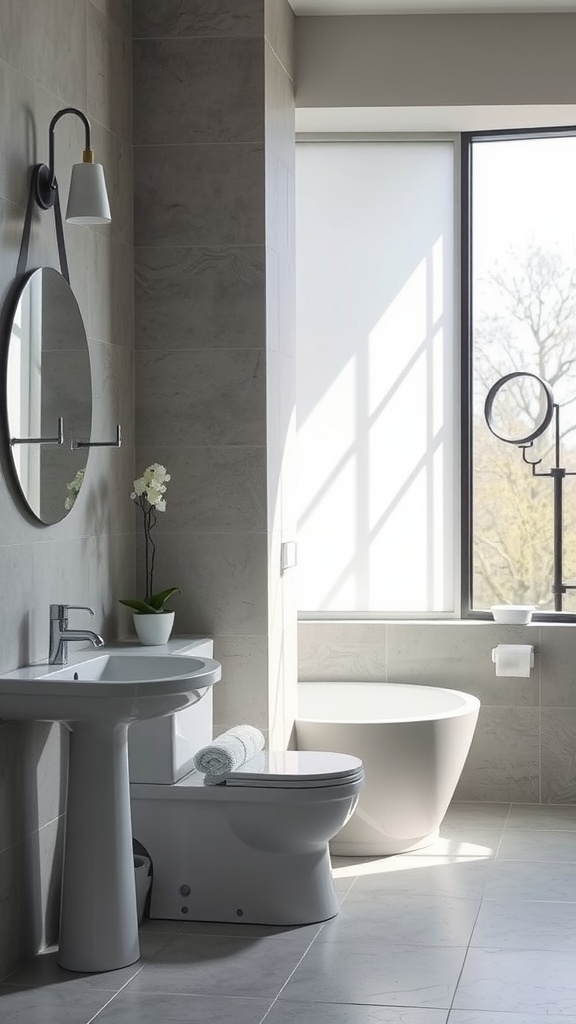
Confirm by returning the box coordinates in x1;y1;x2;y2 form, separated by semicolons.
129;679;363;926
132;749;360;925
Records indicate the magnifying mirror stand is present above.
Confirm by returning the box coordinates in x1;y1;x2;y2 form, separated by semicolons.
485;372;576;612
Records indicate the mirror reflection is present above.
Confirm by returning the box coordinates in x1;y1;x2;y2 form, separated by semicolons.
5;268;92;524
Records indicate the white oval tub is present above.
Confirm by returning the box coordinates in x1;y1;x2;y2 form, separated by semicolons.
295;682;480;856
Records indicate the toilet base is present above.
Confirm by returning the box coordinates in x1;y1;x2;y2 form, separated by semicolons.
149;844;339;926
131;789;342;926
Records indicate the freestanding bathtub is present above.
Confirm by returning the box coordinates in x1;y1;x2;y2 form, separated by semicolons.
295;682;480;856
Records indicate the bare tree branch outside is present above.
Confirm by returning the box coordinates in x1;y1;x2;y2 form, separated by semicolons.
473;246;576;610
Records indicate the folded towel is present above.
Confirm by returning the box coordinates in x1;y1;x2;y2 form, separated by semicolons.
193;725;265;784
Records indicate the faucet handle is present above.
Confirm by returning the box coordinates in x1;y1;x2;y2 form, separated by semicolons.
67;605;95;616
49;604;95;620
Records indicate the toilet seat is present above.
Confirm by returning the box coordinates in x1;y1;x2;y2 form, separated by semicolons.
223;750;364;788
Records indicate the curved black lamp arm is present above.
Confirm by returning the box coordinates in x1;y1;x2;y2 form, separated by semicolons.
36;107;92;211
16;107;93;284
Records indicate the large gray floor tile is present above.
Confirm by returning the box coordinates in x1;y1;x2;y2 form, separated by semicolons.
403;833;501;858
280;941;467;1008
124;932;312;998
3;932;173;991
505;803;576;830
449;1012;576;1024
436;826;504;850
484;858;576;901
139;919;182;935
95;990;272;1023
318;892;480;947
443;803;511;828
496;828;576;862
453;946;576;1015
269;1003;448;1024
471;897;576;950
0;981;111;1023
332;874;357;898
347;856;491;899
175;921;323;941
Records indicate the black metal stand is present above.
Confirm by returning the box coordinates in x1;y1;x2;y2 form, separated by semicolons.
520;404;576;612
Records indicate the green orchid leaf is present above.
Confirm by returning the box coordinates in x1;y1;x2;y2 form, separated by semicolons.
148;586;182;611
118;597;159;614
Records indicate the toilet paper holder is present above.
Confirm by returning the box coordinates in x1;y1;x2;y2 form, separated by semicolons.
491;644;535;677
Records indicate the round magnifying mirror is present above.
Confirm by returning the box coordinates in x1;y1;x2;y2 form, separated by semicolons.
484;371;554;446
4;268;92;524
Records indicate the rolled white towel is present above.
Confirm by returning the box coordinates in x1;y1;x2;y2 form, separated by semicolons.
193;725;265;783
203;750;267;786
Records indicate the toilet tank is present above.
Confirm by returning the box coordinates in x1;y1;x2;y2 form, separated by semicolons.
128;638;214;784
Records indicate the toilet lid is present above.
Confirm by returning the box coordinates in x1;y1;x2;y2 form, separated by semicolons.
223;750;364;788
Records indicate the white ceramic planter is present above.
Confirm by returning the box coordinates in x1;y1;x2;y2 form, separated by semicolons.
133;611;174;646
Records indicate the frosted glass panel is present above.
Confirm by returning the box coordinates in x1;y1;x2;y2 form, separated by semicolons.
296;141;456;614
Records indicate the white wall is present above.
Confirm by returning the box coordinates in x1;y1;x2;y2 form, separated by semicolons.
296;14;576;110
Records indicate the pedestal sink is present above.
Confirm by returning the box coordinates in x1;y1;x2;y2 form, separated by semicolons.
0;651;221;973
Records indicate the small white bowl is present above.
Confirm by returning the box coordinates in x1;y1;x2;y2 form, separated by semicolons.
491;605;534;625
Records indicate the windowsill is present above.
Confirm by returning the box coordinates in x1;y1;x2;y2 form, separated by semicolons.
298;616;576;628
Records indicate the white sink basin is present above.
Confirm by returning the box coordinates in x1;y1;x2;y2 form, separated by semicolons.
0;654;221;723
0;648;221;974
46;653;214;682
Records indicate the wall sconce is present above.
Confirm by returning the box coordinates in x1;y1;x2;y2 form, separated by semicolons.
15;106;112;284
34;106;111;225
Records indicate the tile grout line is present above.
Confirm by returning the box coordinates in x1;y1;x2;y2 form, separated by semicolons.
444;801;510;1018
258;920;328;1022
83;929;178;1024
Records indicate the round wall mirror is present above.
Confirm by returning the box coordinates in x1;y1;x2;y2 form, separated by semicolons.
484;371;554;446
4;268;92;524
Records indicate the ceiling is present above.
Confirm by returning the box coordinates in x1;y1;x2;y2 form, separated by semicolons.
290;0;576;12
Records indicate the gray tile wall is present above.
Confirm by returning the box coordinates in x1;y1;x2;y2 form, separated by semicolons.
0;0;134;980
265;0;297;748
133;0;296;744
298;620;576;803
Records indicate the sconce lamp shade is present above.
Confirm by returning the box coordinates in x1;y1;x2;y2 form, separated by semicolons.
66;162;111;224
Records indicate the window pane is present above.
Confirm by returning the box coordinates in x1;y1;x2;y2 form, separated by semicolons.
471;133;576;613
296;141;456;615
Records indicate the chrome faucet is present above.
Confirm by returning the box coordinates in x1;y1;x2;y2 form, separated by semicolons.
49;604;105;665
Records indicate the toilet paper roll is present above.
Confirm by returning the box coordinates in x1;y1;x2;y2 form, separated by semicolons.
492;644;534;677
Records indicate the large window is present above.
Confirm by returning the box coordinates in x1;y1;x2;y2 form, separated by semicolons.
465;129;576;616
296;129;576;619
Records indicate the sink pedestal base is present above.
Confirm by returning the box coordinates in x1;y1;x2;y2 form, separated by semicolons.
0;647;222;972
58;722;140;973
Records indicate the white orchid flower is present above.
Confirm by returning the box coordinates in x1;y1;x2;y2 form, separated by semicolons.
120;464;179;612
